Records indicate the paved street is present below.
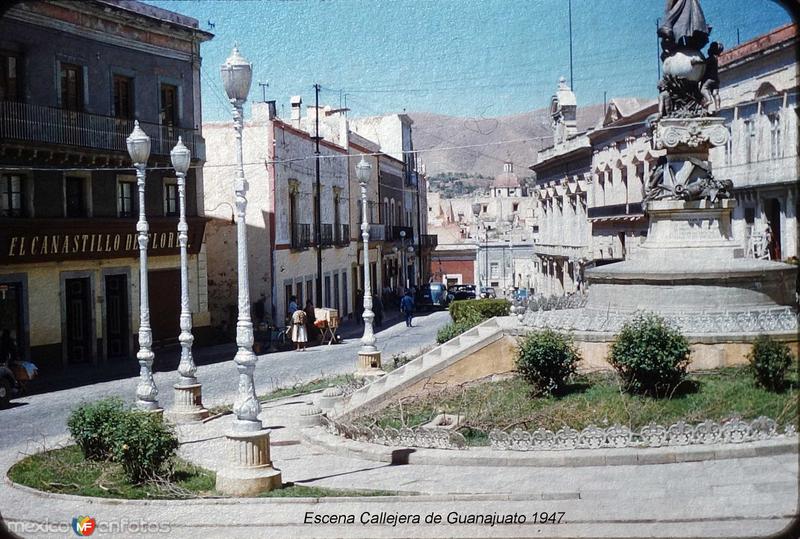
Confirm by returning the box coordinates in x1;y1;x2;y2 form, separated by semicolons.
1;394;796;538
0;311;450;453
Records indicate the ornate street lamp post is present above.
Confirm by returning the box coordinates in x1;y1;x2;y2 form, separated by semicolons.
355;158;383;378
127;122;160;413
215;46;281;496
399;229;407;289
167;138;208;423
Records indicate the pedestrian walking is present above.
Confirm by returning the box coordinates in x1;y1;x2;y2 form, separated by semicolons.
400;291;415;327
291;308;307;351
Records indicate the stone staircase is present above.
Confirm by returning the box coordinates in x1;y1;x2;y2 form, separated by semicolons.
328;317;506;419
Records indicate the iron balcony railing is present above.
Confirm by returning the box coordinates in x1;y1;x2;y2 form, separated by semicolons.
291;223;311;250
420;234;438;248
367;223;385;241
0;101;205;160
319;223;333;247
334;224;350;246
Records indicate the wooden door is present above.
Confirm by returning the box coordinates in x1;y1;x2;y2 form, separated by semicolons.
147;269;180;347
65;277;92;363
105;274;129;359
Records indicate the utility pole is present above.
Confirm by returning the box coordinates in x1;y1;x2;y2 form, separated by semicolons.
314;83;322;307
568;0;574;92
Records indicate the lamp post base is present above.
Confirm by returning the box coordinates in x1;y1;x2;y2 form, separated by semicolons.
166;383;209;424
354;350;385;379
215;429;282;496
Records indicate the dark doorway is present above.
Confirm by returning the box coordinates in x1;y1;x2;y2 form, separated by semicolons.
148;269;180;347
0;282;24;360
65;277;92;363
764;198;782;260
105;274;129;360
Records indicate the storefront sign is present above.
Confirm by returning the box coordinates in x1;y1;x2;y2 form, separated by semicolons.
0;217;206;264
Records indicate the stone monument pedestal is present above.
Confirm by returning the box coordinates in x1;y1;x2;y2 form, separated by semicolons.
215;429;282;496
354;350;385;379
167;383;209;424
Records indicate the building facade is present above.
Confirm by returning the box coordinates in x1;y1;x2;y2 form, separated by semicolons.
0;0;212;375
588;99;659;264
530;78;593;297
710;23;798;261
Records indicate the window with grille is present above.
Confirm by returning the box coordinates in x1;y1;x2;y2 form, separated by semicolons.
164;179;178;216
0;53;19;102
113;75;134;119
0;174;24;217
60;63;83;112
65;176;87;217
118;179;136;217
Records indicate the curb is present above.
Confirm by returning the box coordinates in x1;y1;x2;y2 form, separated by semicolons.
301;427;799;467
2;474;583;506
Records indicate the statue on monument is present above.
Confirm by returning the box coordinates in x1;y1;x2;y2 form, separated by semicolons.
643;0;732;205
655;0;721;119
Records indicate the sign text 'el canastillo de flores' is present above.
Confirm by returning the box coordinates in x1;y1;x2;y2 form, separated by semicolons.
0;217;207;264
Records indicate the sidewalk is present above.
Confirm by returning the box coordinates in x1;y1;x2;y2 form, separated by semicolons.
1;391;796;539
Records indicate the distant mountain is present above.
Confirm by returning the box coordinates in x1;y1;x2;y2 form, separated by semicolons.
408;104;605;184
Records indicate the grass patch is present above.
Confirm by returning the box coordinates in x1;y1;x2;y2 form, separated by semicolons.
9;446;407;499
357;366;798;441
8;445;215;499
207;374;358;415
259;484;405;498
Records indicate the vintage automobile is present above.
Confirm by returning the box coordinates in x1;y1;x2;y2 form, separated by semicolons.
448;284;477;301
415;283;454;310
479;286;497;299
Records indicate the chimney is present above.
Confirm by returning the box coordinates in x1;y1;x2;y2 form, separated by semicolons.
290;95;302;128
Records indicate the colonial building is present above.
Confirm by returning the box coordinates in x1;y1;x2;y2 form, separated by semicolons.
588;98;659;264
530;78;593;296
203;101;435;328
0;0;212;375
204;101;355;328
709;23;798;261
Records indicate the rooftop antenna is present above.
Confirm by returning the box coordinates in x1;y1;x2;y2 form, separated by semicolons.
258;82;269;103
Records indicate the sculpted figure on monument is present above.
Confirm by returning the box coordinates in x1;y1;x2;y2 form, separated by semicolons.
655;0;722;119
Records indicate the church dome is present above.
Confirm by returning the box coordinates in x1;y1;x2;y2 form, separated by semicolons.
493;162;520;188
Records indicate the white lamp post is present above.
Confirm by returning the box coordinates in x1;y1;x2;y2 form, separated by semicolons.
167;138;208;423
215;46;281;496
355;157;383;378
127;121;160;413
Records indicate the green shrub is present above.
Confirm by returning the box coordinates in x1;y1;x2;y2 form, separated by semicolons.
449;299;510;323
111;411;179;484
516;330;580;394
608;313;690;396
749;335;794;391
67;398;126;461
436;311;483;344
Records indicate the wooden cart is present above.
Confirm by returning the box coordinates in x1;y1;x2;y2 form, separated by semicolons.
314;308;340;345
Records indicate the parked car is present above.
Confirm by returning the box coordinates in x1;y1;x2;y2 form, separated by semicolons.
479;287;496;299
448;284;476;301
415;283;454;310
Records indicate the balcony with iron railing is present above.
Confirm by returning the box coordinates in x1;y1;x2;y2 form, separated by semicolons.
291;223;311;250
0;101;205;160
367;223;385;241
420;233;439;249
319;223;333;247
334;224;350;246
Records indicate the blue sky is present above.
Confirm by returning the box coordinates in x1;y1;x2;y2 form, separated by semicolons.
146;0;792;121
